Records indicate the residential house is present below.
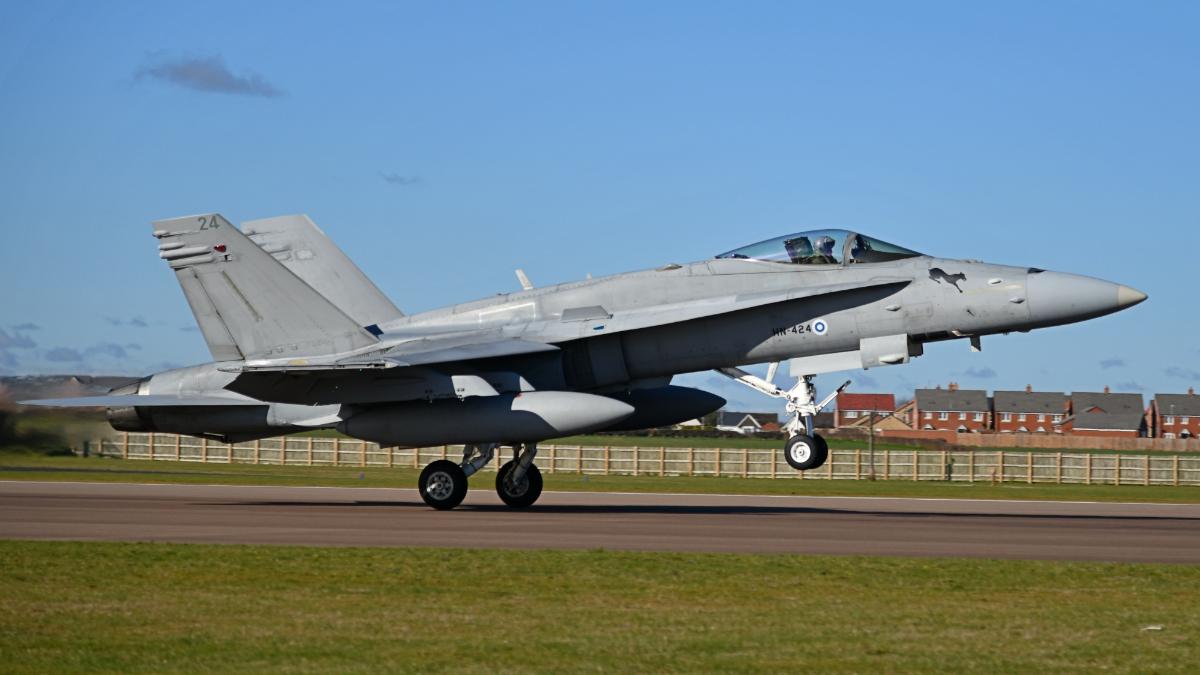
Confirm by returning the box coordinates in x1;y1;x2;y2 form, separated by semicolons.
1058;389;1146;437
834;393;896;427
993;386;1068;433
715;411;780;435
1151;389;1200;439
913;384;990;432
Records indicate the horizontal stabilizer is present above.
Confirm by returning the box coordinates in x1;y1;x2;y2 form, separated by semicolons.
19;395;264;408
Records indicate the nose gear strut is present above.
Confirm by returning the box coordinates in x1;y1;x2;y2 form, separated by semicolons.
715;365;850;471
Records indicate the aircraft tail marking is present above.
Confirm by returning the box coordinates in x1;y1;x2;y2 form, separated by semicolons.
153;213;379;361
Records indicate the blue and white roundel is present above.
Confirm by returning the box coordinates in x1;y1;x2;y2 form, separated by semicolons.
812;319;828;336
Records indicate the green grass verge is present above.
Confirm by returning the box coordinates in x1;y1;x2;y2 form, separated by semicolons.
1;541;1196;673
2;453;1198;503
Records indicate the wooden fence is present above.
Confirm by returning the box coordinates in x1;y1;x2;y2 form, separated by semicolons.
95;432;1200;487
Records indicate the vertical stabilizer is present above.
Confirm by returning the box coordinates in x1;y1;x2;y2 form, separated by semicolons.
242;214;403;332
154;213;379;361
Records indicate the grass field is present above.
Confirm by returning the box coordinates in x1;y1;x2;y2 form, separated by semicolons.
1;541;1196;673
2;452;1199;503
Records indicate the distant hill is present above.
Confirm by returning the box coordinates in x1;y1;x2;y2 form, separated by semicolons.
0;375;140;407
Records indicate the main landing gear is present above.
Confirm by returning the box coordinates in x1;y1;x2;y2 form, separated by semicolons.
716;365;849;472
417;442;543;510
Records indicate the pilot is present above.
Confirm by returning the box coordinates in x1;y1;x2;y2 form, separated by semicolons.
810;236;838;264
783;236;813;264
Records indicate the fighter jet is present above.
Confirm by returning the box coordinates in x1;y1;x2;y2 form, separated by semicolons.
23;214;1147;509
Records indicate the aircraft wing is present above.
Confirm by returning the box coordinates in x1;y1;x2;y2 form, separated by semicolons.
224;332;559;373
19;395;264;407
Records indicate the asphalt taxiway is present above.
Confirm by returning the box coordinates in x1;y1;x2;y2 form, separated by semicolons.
2;481;1198;562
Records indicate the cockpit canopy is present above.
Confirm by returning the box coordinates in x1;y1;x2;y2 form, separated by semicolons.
715;229;922;266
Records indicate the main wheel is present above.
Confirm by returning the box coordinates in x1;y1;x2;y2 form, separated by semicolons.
418;460;468;510
495;460;543;508
784;433;829;471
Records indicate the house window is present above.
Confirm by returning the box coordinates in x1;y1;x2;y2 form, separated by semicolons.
844;411;858;419
1037;414;1045;422
1018;413;1026;422
938;412;949;421
1165;416;1175;425
924;411;932;419
1002;413;1012;422
1183;417;1191;425
1052;414;1062;423
1164;433;1176;439
958;412;967;421
974;413;984;422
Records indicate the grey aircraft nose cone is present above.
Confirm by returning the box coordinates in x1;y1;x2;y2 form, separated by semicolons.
1027;271;1147;326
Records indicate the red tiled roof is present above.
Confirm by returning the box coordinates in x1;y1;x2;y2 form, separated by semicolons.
836;392;896;412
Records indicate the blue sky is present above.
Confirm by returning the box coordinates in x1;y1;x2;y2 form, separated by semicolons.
0;1;1196;410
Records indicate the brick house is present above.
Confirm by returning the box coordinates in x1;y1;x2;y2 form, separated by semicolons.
1057;390;1146;437
834;393;896;427
1151;389;1200;439
993;386;1068;433
913;384;990;432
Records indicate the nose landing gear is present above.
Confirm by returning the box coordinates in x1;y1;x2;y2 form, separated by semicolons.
716;365;848;472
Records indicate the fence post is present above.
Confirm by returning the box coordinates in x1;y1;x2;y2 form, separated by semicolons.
1085;453;1092;485
998;451;1005;483
580;446;585;475
688;447;695;477
660;446;666;477
1173;455;1179;487
307;436;314;466
1144;455;1150;486
149;433;155;459
1056;453;1062;484
1115;454;1121;486
1027;451;1033;484
605;446;611;475
360;441;366;467
968;451;974;483
742;448;748;478
254;439;261;464
122;432;129;460
912;450;918;481
201;437;208;462
629;446;635;476
715;448;721;478
828;450;835;479
941;450;947;482
883;449;889;480
769;447;776;479
174;434;181;461
855;449;861;480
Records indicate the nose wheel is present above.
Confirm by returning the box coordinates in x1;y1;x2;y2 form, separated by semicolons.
784;433;829;471
716;365;846;473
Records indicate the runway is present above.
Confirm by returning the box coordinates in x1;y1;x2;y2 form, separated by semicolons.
2;481;1199;562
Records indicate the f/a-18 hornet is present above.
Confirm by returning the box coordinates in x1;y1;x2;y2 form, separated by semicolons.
26;214;1146;509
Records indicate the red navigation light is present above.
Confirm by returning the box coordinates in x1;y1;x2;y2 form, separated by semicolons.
213;244;227;253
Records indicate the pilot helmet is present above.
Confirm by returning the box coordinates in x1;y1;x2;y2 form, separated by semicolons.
784;236;813;256
813;235;835;255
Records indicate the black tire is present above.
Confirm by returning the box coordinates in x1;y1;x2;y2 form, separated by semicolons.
418;460;468;510
784;433;828;471
495;460;543;508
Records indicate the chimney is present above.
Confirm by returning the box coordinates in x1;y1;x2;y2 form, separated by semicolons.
1025;384;1032;393
949;382;959;391
1104;385;1111;394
